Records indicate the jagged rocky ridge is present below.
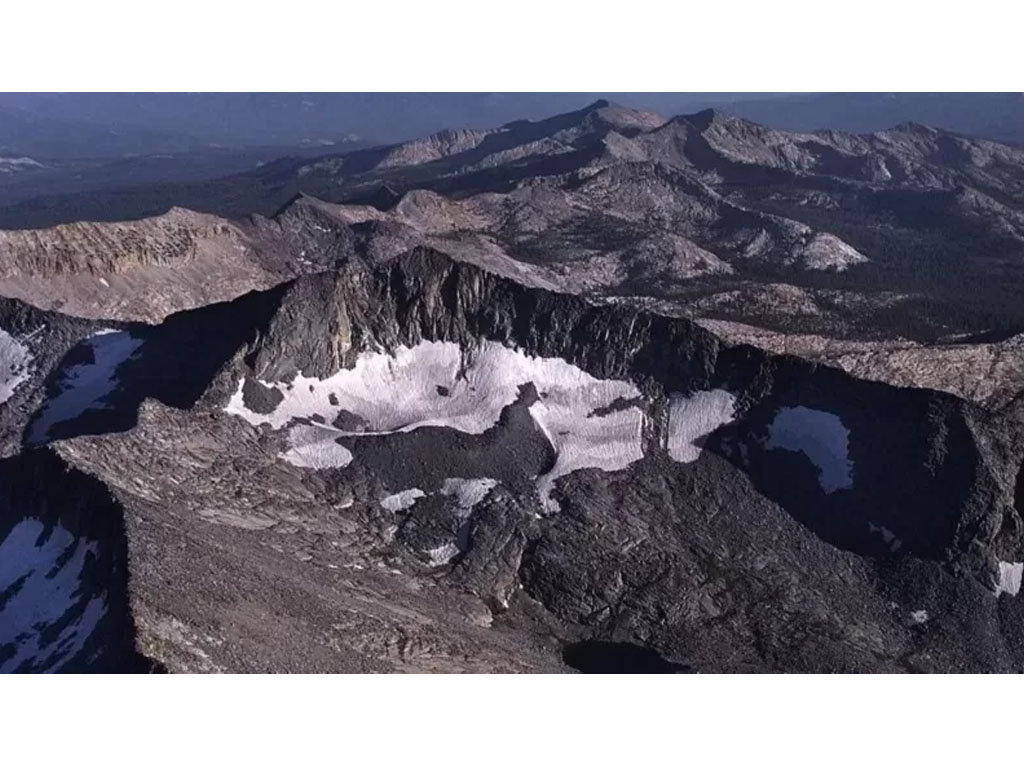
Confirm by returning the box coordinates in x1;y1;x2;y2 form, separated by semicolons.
4;99;1024;405
0;204;347;323
3;249;1024;672
0;190;1021;409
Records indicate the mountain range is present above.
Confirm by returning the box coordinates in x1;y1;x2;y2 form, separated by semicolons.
2;97;1024;672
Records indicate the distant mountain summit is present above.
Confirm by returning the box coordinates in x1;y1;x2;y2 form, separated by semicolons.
723;92;1024;146
4;99;1024;348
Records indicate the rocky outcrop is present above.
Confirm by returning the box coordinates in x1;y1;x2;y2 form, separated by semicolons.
0;207;239;278
0;201;353;323
0;208;278;323
700;319;1024;411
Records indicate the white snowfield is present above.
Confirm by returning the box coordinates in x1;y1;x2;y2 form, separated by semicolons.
225;341;646;509
380;488;427;512
765;406;854;493
281;423;354;469
227;340;639;434
0;328;33;405
441;477;498;517
379;479;497;517
666;389;737;463
27;329;143;445
0;519;107;673
530;394;644;511
996;561;1023;597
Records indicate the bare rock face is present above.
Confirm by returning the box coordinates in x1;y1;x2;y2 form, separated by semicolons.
0;198;360;323
375;128;492;170
699;320;1024;411
0;207;224;277
0;208;280;323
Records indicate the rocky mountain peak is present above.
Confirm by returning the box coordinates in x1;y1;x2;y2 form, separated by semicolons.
5;99;1024;673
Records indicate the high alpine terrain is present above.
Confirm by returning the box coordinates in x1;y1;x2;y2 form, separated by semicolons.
2;101;1024;672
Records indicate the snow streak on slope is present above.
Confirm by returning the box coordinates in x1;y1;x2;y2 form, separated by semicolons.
0;156;43;174
380;488;426;512
765;406;853;493
225;341;645;509
439;479;499;565
0;519;107;672
529;395;644;512
27;329;143;445
441;477;498;516
0;329;32;405
996;562;1023;597
666;389;737;463
281;423;354;468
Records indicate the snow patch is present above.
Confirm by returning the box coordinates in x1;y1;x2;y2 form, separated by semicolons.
27;329;143;445
868;522;903;552
425;543;462;567
380;488;426;512
996;561;1023;597
226;341;638;436
0;328;33;405
531;397;644;512
281;423;353;468
0;519;107;672
666;389;736;463
441;477;498;518
225;341;645;510
765;406;853;493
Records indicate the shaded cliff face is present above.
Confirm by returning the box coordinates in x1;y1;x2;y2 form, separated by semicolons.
0;285;283;457
5;248;1024;672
